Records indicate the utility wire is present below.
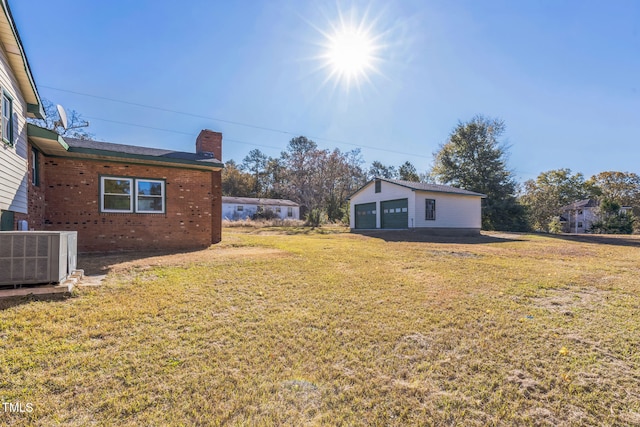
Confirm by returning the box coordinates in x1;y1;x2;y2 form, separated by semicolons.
85;116;284;151
43;84;432;159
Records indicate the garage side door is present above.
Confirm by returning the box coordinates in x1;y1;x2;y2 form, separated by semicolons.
355;202;376;229
381;199;408;229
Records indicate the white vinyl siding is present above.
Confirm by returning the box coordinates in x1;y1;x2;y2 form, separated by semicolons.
413;191;481;229
0;44;29;214
222;202;300;220
349;180;482;230
349;180;416;229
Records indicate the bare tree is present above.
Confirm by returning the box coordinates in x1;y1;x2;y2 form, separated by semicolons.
27;99;93;140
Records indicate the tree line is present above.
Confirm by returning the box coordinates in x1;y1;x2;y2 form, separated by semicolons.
31;101;637;232
223;136;429;222
224;115;639;233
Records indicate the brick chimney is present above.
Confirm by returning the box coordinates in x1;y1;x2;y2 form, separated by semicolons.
196;129;222;161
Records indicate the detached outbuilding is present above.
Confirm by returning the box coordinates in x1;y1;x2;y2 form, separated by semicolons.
348;178;485;236
222;197;300;220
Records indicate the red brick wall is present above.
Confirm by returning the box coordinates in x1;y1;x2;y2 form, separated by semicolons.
39;157;221;253
211;170;222;243
196;129;222;160
27;143;46;229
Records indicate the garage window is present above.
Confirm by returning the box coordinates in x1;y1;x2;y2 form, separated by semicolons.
425;199;436;220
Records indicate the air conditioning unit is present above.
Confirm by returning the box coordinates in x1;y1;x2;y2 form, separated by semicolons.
0;231;78;286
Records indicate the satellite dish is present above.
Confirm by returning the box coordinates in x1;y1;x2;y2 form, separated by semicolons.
55;104;68;130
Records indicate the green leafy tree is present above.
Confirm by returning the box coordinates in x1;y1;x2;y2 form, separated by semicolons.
241;149;268;197
431;115;527;231
221;160;253;196
520;169;591;232
590;199;635;234
368;161;397;180
398;161;420;182
587;171;640;209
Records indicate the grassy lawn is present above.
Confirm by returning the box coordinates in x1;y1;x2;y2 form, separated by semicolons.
2;227;640;426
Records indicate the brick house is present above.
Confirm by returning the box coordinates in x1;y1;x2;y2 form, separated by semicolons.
0;0;224;253
27;126;224;252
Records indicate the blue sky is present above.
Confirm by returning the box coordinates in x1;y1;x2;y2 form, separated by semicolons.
11;0;640;182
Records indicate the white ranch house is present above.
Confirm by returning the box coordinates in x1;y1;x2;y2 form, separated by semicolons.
222;196;300;221
348;178;486;236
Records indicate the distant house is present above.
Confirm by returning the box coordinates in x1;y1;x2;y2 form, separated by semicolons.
348;178;486;236
27;127;224;252
222;197;300;220
560;199;632;233
0;0;45;231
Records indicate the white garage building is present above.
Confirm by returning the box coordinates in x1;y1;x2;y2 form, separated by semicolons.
348;178;486;235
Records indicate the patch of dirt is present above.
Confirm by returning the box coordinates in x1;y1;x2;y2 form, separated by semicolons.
525;407;558;426
506;369;547;397
278;379;322;421
79;246;288;275
619;411;640;425
530;287;609;313
394;333;432;360
427;250;482;258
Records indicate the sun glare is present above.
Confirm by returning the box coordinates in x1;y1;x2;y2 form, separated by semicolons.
327;27;375;81
315;7;384;91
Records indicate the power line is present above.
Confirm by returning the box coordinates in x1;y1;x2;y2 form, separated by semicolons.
85;116;284;151
42;84;432;159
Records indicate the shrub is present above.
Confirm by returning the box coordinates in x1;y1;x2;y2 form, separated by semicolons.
548;217;562;234
305;209;327;228
251;209;278;220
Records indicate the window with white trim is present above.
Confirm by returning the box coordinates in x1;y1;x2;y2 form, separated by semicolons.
237;205;244;212
2;92;13;145
100;177;165;213
136;179;165;213
287;207;293;217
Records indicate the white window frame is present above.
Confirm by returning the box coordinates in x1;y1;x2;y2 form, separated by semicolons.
237;205;244;212
101;177;134;213
100;177;166;214
287;207;293;217
135;179;165;214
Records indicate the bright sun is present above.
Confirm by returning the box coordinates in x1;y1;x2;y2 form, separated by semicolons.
316;8;383;90
326;27;375;82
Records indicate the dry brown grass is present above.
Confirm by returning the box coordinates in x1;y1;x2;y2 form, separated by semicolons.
1;228;639;425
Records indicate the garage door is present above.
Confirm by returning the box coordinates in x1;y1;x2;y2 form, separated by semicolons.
381;199;408;229
355;202;376;229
